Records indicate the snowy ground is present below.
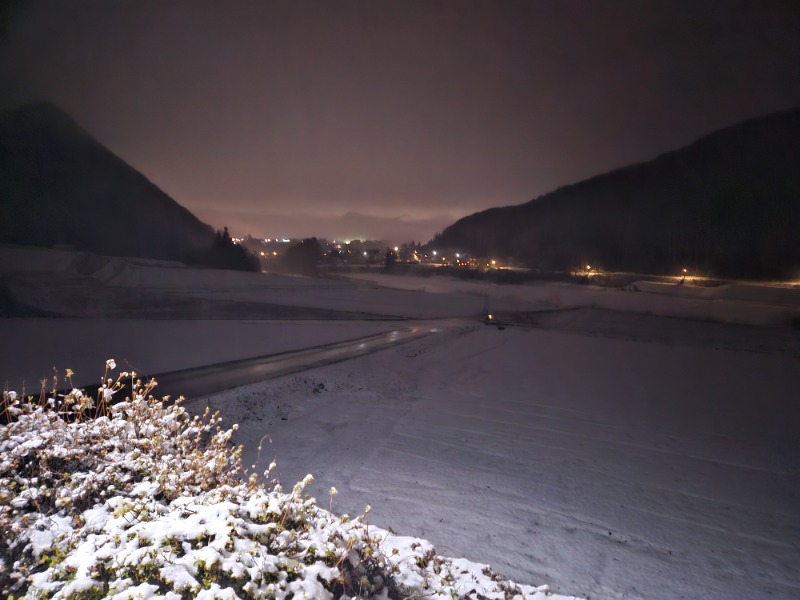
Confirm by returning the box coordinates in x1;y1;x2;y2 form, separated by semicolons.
342;271;800;328
2;246;799;599
199;323;800;600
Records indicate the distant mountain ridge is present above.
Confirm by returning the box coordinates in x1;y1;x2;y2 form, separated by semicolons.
194;206;451;245
0;102;256;270
434;106;800;278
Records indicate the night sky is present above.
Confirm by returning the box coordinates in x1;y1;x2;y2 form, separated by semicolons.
2;0;799;242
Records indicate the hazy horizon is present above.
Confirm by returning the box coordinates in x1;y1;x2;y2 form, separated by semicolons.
193;206;457;244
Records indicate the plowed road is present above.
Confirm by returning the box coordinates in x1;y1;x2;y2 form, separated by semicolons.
156;326;436;401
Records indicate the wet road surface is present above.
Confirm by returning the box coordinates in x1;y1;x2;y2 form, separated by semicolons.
156;326;436;401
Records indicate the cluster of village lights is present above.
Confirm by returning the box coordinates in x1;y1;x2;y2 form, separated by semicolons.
240;236;507;268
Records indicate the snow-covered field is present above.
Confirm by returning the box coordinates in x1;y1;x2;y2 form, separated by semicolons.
201;323;799;600
343;271;800;327
2;246;799;599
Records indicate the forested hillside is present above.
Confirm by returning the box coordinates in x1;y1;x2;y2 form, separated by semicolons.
434;107;800;278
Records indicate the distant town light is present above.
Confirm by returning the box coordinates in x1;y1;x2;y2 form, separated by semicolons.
432;250;437;256
394;246;399;252
363;251;368;256
456;253;460;258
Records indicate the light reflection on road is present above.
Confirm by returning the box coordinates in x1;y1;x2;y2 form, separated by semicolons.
162;326;437;402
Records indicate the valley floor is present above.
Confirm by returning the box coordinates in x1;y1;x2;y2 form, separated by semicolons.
2;247;799;598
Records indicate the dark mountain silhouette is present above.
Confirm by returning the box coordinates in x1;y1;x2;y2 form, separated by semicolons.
0;102;257;271
434;107;800;279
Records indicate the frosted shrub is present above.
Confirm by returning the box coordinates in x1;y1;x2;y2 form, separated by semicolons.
0;367;563;600
1;374;249;592
0;371;404;599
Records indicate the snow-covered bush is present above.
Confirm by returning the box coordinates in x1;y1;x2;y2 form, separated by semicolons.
1;366;569;600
